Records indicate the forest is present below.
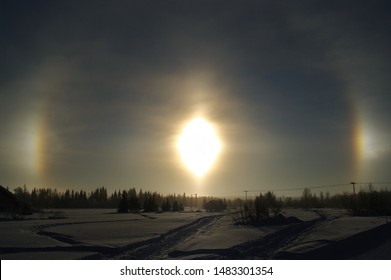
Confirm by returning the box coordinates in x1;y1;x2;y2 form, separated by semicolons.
7;183;391;218
10;185;231;214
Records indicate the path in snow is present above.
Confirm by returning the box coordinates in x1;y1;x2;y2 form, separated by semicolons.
169;211;327;259
112;214;225;259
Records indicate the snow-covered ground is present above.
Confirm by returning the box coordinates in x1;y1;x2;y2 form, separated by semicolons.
0;208;390;260
276;209;390;257
0;209;211;259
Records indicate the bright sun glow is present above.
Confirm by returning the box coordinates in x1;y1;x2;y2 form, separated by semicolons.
178;118;221;177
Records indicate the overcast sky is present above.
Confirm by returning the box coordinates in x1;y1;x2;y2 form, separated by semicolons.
1;0;390;196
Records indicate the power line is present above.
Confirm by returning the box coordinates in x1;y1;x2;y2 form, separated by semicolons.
356;181;391;186
199;182;391;197
245;183;351;193
246;182;391;193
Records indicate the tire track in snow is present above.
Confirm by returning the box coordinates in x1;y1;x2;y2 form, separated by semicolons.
169;210;329;259
30;217;146;233
111;214;225;259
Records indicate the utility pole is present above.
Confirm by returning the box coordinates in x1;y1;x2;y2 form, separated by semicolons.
350;182;356;195
351;182;358;213
244;190;248;205
193;194;198;209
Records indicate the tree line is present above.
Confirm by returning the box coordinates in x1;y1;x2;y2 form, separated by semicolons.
233;186;391;226
10;185;238;213
283;186;391;215
9;183;390;216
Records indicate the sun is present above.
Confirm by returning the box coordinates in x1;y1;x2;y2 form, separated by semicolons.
177;117;221;177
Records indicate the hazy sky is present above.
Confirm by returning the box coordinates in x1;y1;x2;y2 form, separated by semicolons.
1;0;390;196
